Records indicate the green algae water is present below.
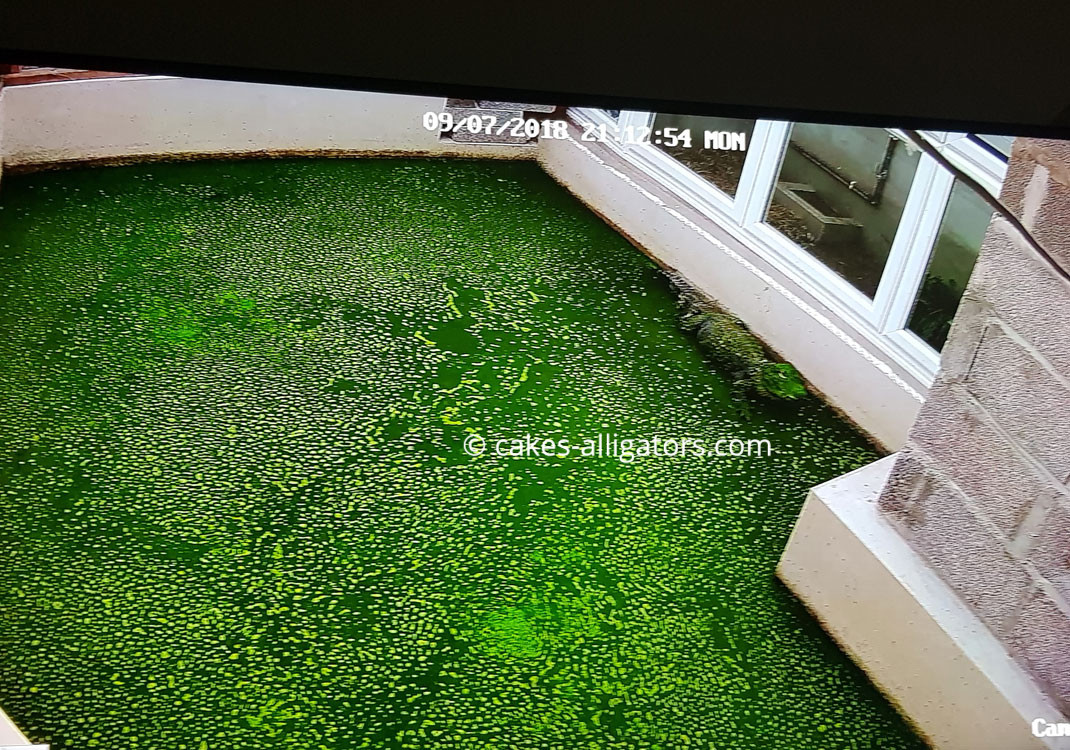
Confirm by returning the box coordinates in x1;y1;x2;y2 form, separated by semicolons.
0;158;923;749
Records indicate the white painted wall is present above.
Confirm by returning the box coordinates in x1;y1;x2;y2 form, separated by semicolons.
539;132;926;449
0;76;534;166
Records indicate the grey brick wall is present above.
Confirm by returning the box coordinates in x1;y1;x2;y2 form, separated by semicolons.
879;138;1070;714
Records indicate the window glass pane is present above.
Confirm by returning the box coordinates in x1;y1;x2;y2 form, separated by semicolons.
972;134;1014;159
764;124;922;297
907;180;995;350
650;113;756;197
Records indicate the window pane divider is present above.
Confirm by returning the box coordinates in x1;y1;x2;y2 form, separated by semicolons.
871;154;955;333
570;107;621;139
617;110;655;140
735;120;791;226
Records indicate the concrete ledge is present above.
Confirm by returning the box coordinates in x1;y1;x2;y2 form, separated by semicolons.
778;455;1070;750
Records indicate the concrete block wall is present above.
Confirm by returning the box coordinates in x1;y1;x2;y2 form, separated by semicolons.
879;137;1070;714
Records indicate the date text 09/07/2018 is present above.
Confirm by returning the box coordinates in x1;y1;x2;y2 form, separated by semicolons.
421;112;748;150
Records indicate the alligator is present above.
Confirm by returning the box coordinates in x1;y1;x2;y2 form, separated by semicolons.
667;272;807;409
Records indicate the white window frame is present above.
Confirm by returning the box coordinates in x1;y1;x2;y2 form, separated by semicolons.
567;107;1008;386
579;107;623;139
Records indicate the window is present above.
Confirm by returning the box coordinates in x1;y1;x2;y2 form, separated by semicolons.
650;114;756;197
907;180;995;349
970;134;1014;160
764;124;922;297
571;108;1007;382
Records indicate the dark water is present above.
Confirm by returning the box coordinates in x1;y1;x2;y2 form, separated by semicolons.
0;158;924;749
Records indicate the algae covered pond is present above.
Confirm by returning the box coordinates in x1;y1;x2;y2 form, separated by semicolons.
0;158;923;749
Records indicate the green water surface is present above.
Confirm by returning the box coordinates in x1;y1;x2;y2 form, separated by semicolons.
0;158;924;749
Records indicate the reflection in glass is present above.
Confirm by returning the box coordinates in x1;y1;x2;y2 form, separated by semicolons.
651;114;756;197
764;124;922;297
972;134;1014;159
908;181;994;350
